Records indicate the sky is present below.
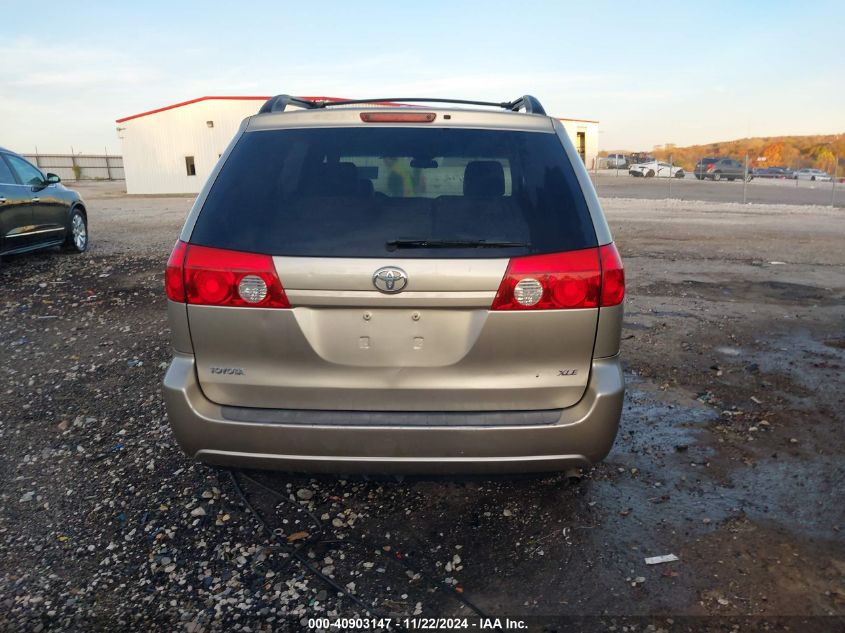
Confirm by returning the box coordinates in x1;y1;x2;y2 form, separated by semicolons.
1;0;843;154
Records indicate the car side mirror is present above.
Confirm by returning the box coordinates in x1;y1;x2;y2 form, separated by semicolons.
46;173;61;184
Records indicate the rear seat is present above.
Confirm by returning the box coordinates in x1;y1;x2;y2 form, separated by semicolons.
432;161;529;241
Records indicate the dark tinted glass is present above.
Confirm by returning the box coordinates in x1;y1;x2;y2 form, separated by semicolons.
191;127;597;258
0;156;15;184
6;154;44;186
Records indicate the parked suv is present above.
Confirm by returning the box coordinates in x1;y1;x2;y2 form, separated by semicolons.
694;157;748;181
606;153;628;169
0;148;88;256
163;95;625;474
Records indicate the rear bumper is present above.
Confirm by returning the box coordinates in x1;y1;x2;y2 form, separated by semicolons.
163;354;624;474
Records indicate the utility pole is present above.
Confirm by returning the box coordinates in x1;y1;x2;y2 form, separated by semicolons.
743;153;749;204
668;154;672;198
832;155;839;207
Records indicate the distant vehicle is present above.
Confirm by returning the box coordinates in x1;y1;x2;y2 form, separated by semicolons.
793;168;832;182
606;153;628;169
629;152;655;165
0;147;88;257
694;157;749;181
753;166;793;179
629;160;685;178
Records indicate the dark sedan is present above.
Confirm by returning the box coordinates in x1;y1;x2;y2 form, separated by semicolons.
753;166;793;179
0;148;88;257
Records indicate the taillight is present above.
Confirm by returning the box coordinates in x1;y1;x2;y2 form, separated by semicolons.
165;240;188;302
492;248;601;310
598;242;625;306
165;241;289;308
491;244;624;311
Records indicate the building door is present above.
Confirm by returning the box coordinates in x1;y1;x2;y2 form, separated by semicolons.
576;132;586;164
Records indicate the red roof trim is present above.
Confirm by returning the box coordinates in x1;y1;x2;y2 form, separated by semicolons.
115;95;370;123
116;95;598;124
116;96;271;123
558;116;600;124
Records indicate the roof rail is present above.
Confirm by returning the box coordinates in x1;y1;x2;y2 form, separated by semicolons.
505;95;547;116
257;95;321;114
257;95;547;116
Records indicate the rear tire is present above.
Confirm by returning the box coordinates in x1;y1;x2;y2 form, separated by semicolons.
646;169;655;178
63;208;88;253
811;176;816;181
674;171;685;178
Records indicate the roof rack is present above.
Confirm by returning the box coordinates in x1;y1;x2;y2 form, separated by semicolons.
257;94;547;116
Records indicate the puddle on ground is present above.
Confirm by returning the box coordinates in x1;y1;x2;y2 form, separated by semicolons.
730;457;844;541
593;378;842;544
745;329;845;398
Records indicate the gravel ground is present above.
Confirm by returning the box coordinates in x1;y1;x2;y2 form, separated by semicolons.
1;182;844;631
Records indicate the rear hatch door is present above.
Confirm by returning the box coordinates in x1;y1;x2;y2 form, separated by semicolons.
186;122;600;412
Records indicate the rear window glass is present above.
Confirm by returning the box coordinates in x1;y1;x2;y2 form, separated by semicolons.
190;127;596;258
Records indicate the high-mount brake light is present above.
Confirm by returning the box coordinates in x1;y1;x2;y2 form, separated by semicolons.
164;241;289;308
360;112;437;123
491;244;624;311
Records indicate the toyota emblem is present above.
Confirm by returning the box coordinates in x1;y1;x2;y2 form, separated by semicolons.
372;266;408;293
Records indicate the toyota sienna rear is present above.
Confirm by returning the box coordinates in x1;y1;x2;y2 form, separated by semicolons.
163;95;625;474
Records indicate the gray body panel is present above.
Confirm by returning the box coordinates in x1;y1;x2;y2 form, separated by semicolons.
164;352;624;474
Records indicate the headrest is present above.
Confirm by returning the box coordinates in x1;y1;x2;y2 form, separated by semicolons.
463;160;505;197
323;161;358;196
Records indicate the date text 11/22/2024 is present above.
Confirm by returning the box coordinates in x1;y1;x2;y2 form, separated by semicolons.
307;617;528;630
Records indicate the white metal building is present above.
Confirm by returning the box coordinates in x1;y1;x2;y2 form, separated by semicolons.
116;96;599;194
116;96;269;194
557;117;600;170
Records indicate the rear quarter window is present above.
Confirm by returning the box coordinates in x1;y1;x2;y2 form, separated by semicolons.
190;126;597;258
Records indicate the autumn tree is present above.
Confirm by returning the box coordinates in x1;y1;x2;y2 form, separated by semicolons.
759;142;784;165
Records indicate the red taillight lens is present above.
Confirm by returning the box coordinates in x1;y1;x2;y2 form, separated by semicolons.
168;244;289;308
598;243;625;306
491;244;624;311
360;112;437;123
491;248;602;310
165;240;188;302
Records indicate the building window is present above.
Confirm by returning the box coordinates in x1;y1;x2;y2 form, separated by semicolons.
185;156;196;176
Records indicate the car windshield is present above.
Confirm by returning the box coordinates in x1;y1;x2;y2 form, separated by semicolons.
191;127;597;258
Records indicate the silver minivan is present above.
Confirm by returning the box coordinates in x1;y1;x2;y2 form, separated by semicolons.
163;95;625;474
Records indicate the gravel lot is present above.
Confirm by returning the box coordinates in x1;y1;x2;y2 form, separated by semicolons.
2;182;844;631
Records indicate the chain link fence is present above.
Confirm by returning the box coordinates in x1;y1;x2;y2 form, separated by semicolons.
590;153;841;208
22;152;124;182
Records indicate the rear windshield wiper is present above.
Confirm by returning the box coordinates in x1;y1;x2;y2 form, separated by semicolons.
386;239;530;251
